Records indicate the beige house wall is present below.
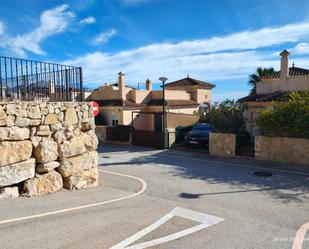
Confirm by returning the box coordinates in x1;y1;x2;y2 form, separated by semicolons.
100;106;198;130
167;113;199;128
99;108;121;126
92;73;215;131
196;89;212;103
255;136;309;165
91;85;132;100
121;110;154;131
131;90;151;103
257;76;309;94
151;90;191;100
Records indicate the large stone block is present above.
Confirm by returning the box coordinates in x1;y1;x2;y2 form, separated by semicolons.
36;161;60;174
23;170;63;196
33;138;59;163
57;151;98;177
0;127;30;141
84;130;99;151
0;158;35;187
64;108;78;126
63;168;98;190
28;105;41;119
58;130;98;158
29;119;41;126
44;113;58;125
0;186;19;199
15;117;30;127
0;141;32;167
0;106;6;120
6;104;16;115
58;136;87;158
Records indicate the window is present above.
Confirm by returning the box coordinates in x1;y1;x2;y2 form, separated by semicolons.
112;120;119;126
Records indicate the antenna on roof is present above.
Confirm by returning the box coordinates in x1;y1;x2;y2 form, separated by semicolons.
137;82;145;90
292;62;295;68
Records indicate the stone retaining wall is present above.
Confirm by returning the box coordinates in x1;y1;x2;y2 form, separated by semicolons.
0;101;99;198
209;132;236;157
255;136;309;165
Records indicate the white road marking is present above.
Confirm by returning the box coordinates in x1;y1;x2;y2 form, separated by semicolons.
292;222;309;249
110;207;224;249
0;170;147;225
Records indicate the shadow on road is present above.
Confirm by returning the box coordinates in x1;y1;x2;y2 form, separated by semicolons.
99;144;309;204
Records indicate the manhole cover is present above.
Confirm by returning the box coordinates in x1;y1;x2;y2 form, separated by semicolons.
250;170;275;177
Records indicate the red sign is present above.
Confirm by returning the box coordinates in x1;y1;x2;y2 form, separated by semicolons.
92;101;100;117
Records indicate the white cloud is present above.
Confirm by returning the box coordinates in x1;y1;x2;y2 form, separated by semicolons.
80;16;96;24
61;21;309;103
64;21;309;88
1;4;75;57
92;29;117;45
290;42;309;55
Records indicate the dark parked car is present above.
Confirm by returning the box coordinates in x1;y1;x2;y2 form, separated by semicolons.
185;123;214;147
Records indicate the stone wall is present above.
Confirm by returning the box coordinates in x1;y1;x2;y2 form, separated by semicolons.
255;136;309;165
0;102;99;198
209;132;236;157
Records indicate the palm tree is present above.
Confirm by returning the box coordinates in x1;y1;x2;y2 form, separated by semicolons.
248;67;274;94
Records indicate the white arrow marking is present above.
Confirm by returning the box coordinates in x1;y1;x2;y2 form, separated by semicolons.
110;207;224;249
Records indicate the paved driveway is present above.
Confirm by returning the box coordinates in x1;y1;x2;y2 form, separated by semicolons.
0;144;308;249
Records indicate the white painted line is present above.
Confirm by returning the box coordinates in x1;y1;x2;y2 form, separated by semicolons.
292;222;309;249
164;153;309;177
110;207;224;249
0;170;147;226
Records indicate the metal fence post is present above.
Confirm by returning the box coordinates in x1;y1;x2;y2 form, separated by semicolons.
65;69;70;101
79;67;84;101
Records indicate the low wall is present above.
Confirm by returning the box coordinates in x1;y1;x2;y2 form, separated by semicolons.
95;125;131;145
255;136;309;165
209;133;236;157
0;101;98;198
95;125;107;143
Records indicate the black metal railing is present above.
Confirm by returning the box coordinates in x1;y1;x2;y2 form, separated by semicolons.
0;56;84;101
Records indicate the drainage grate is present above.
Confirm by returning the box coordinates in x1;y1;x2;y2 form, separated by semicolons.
102;155;110;158
250;170;275;177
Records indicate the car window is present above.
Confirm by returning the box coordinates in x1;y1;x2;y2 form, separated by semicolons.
192;126;212;131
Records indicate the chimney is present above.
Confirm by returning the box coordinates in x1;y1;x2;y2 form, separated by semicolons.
118;71;125;100
280;50;290;79
146;78;152;91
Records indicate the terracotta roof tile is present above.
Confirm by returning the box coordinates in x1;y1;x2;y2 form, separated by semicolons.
238;91;290;102
262;67;309;79
163;77;215;89
147;99;199;107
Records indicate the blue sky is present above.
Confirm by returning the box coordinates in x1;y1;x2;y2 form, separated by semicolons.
0;0;309;102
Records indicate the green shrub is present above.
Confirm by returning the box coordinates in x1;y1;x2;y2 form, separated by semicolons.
256;91;309;138
201;99;247;134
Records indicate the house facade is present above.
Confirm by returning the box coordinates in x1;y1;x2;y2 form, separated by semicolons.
239;50;309;135
88;72;215;131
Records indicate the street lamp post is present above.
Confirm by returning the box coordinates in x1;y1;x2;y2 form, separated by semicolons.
159;77;168;149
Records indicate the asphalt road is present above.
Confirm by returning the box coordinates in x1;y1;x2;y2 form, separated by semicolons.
0;144;308;249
